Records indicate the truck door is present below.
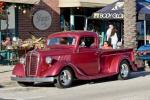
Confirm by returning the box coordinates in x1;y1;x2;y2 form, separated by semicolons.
73;36;99;76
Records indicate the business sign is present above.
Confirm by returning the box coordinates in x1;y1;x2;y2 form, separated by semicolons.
33;10;52;30
93;12;124;19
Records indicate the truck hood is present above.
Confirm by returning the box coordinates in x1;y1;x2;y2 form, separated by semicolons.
36;48;74;56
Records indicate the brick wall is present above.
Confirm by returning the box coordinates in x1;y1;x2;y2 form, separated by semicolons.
18;0;60;40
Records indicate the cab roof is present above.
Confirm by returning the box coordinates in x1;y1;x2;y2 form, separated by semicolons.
48;31;98;38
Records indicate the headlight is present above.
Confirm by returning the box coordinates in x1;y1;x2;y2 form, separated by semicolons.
20;57;25;64
46;56;52;64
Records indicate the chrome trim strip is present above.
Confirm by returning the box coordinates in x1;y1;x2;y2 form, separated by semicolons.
29;51;32;76
11;76;55;82
36;51;40;76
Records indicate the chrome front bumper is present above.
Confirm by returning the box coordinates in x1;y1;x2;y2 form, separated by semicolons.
11;76;55;82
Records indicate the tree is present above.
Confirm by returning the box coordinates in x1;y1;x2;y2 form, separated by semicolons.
124;0;137;49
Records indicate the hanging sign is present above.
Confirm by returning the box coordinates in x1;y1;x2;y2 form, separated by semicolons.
33;10;52;30
93;12;124;19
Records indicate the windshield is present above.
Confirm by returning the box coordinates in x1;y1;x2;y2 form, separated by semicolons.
47;37;76;46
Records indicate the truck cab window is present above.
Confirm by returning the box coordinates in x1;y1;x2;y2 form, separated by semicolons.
47;37;76;46
79;37;95;47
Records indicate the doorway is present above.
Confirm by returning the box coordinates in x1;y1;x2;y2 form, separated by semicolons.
74;16;85;30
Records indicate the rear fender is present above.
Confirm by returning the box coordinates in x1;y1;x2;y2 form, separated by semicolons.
109;56;131;73
12;64;25;77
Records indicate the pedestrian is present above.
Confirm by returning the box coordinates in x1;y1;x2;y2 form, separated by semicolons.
110;27;118;49
2;36;13;49
106;24;114;42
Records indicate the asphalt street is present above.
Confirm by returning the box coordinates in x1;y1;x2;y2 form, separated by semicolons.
0;70;150;100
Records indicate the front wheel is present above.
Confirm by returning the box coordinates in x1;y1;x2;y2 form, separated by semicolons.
54;68;73;88
118;60;130;80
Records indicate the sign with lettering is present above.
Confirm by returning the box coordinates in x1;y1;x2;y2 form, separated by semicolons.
93;12;124;19
33;10;52;30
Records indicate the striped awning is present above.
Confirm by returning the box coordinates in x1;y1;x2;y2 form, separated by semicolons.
0;0;40;4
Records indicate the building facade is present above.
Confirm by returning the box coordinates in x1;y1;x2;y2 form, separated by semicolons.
0;0;117;41
0;0;60;41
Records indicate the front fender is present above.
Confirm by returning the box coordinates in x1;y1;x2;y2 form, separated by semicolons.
12;64;25;77
42;62;69;77
41;62;85;79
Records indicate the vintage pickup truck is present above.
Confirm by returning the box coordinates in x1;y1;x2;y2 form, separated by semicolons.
11;31;138;88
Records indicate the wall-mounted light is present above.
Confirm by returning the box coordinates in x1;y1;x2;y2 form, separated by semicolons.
23;9;26;14
18;6;21;10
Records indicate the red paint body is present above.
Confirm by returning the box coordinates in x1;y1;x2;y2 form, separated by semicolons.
12;31;138;81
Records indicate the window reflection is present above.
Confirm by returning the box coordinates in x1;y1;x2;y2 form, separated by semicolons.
47;37;76;46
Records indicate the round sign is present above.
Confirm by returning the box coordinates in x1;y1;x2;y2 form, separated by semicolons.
33;10;52;30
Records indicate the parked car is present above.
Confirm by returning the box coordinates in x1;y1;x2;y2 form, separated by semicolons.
137;44;150;66
11;31;138;88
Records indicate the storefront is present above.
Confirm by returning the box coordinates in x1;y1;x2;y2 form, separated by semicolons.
59;0;118;31
0;0;61;64
90;0;150;48
0;0;119;64
137;14;150;48
0;0;118;49
90;0;124;44
0;0;61;40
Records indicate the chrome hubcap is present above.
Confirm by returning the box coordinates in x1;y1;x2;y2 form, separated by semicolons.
120;63;129;78
60;70;72;86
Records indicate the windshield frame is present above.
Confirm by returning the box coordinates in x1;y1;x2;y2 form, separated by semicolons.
46;36;77;47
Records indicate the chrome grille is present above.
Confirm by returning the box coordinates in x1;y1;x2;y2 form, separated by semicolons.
25;51;39;76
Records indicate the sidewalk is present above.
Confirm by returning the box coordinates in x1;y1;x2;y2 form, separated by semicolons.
0;65;16;87
0;65;14;73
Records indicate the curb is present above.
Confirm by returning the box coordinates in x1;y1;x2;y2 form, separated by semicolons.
0;70;12;73
0;65;14;73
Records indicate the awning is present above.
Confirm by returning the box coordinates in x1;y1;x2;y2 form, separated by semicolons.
0;0;40;4
91;0;150;20
59;0;118;8
91;0;124;19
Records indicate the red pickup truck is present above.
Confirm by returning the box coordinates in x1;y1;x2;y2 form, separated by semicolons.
11;31;138;88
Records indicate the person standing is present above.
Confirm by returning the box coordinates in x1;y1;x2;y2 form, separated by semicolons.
110;27;118;49
106;24;114;41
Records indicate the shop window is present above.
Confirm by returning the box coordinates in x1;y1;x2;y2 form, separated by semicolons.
0;5;16;50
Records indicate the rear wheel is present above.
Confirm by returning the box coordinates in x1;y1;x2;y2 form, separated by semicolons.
118;60;130;80
17;82;34;87
54;68;73;88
